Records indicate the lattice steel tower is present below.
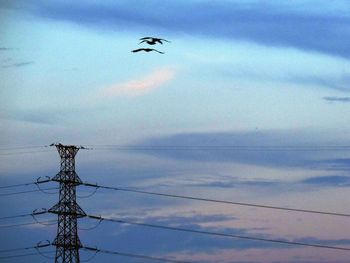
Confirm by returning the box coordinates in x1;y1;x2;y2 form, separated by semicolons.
49;143;86;263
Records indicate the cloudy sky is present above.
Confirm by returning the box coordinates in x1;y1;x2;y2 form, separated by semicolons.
1;0;350;262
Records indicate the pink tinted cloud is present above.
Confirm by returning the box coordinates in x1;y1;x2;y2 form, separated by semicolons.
170;247;348;263
102;68;176;97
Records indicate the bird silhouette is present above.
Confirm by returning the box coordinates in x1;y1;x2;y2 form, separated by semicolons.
132;48;164;54
139;37;171;45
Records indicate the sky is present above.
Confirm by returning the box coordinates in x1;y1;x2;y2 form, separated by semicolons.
0;0;350;262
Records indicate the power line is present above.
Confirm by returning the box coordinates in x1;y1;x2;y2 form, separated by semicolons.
0;243;50;253
0;145;47;151
0;220;56;229
0;251;55;260
0;182;37;189
0;150;55;156
0;187;58;197
83;246;192;263
3;179;348;217
0;213;35;221
87;144;350;152
86;214;350;252
82;182;350;218
1;144;350;151
88;144;350;148
0;179;52;190
0;210;47;221
0;246;37;253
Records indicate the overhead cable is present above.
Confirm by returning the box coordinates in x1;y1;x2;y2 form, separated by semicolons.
0;187;58;197
0;145;46;151
0;182;37;189
86;214;350;252
0;243;50;253
87;144;350;152
0;210;47;221
83;246;192;263
0;150;55;156
0;220;56;228
82;182;350;217
0;251;55;260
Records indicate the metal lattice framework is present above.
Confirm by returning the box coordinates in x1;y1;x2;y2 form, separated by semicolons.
49;144;86;263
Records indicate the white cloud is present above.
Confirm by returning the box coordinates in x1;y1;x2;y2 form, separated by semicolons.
100;67;176;97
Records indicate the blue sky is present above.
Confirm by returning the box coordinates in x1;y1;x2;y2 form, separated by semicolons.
1;1;350;262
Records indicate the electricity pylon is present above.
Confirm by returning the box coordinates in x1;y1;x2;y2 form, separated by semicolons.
49;143;86;263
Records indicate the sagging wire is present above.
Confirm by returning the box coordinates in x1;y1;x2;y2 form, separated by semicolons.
35;176;58;194
31;209;56;226
77;186;99;199
36;175;98;198
78;217;103;231
32;208;48;216
81;249;99;262
35;240;55;259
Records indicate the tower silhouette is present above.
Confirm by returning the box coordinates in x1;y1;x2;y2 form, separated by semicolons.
49;144;86;263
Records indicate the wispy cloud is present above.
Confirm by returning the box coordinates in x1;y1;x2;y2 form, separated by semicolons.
2;61;34;68
218;66;350;92
1;108;73;127
130;131;350;170
323;96;350;103
301;175;350;187
288;74;350;91
100;68;176;97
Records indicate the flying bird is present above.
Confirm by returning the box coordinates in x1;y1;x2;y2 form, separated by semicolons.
139;37;171;45
132;48;164;54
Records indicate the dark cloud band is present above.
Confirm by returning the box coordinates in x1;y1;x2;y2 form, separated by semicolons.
2;1;349;58
323;96;350;103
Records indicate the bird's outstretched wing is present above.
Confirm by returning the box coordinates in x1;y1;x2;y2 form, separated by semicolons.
139;37;153;40
139;37;171;43
131;48;164;54
131;48;145;53
158;38;171;43
138;40;149;45
152;49;164;54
